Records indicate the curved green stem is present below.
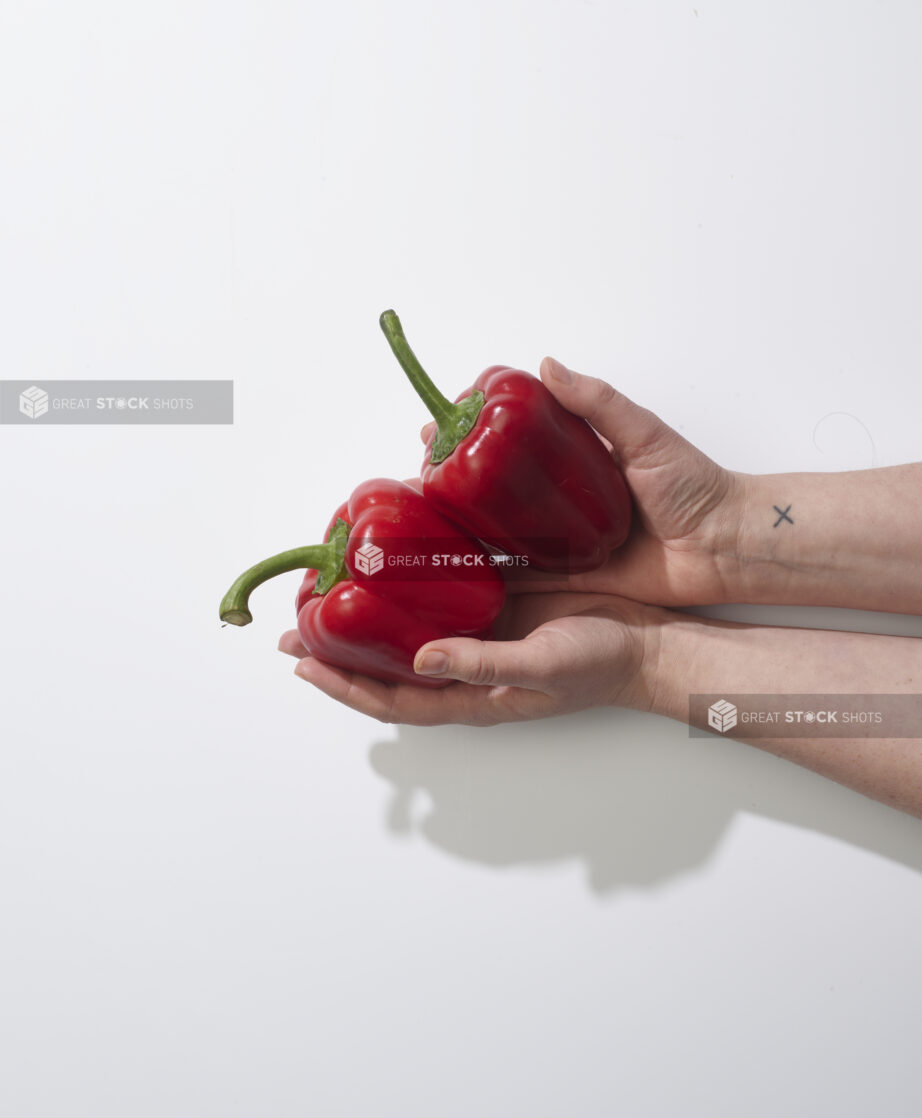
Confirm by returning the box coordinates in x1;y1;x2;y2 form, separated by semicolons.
379;309;484;464
220;519;350;626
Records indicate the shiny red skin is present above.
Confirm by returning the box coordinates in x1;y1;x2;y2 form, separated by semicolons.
295;479;505;688
421;367;633;573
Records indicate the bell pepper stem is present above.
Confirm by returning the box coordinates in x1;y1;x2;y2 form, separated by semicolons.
220;520;350;626
379;309;484;464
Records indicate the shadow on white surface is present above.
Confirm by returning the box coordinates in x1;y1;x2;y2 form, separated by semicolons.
369;706;922;894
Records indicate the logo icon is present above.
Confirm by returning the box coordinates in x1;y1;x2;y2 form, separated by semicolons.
708;699;738;733
19;385;49;420
354;542;385;576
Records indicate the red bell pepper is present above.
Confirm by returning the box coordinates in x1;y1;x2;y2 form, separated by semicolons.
379;310;633;573
219;478;505;687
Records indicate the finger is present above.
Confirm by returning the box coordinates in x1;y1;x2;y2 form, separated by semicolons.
419;420;436;446
294;655;402;720
539;356;669;462
278;630;309;658
413;636;552;690
293;655;543;726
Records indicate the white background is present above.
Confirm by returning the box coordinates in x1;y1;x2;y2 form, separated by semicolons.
2;2;921;1115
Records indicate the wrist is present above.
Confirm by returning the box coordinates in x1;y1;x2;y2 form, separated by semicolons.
722;471;820;606
617;601;693;718
705;468;756;604
634;603;749;724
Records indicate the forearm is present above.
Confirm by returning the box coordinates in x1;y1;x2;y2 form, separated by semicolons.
639;611;922;817
720;465;922;613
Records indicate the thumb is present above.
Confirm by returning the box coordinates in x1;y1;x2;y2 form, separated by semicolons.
413;637;549;689
540;356;668;458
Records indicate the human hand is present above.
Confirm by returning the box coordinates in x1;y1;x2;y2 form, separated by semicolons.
278;589;663;726
281;575;922;817
452;361;922;617
421;359;742;607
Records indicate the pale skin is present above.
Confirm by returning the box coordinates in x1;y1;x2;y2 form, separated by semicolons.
279;358;922;819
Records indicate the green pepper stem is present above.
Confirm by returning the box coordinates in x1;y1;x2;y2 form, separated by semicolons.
220;520;350;626
379;309;484;464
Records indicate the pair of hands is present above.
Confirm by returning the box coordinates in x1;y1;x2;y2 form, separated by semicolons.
279;358;741;725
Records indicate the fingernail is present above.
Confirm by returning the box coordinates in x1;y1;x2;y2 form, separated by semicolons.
415;651;449;676
545;357;573;385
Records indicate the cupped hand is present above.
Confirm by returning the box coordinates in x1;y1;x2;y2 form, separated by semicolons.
278;590;662;726
423;359;742;606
